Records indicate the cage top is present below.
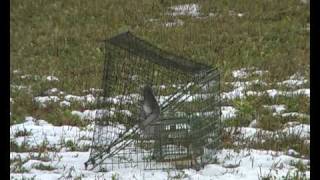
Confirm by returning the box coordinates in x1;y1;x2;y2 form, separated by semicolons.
106;31;212;74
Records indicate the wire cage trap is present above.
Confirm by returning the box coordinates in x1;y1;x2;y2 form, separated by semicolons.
85;31;222;171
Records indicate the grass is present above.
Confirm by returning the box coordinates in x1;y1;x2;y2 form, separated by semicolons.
10;137;59;153
14;128;32;138
221;125;310;158
10;0;309;105
10;0;309;91
10;155;30;173
11;139;31;153
33;163;56;171
10;0;309;175
64;139;90;152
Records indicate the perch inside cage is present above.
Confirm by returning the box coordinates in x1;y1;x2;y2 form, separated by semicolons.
85;31;222;171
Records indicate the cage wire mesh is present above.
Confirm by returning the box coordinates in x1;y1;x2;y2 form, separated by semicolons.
85;31;222;171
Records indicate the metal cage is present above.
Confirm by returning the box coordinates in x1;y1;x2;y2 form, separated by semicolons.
85;31;222;171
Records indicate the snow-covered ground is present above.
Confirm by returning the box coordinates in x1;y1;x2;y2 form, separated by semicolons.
10;136;310;180
10;68;310;179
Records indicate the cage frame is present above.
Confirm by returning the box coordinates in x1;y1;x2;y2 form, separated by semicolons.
85;31;222;171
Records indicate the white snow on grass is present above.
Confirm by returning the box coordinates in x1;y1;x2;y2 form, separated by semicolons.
283;121;301;128
229;10;245;18
10;148;309;180
10;117;93;149
277;79;308;87
34;96;60;107
13;69;21;74
72;109;132;121
266;88;310;98
10;67;310;179
164;19;184;27
169;4;200;17
221;106;237;120
246;91;264;96
276;73;309;88
231;68;269;79
292;88;310;97
226;80;268;89
104;94;141;104
45;76;59;82
226;123;310;141
252;70;269;76
71;109;109;121
289;73;306;80
10;115;309;179
65;94;96;103
44;88;64;95
19;74;59;82
287;149;300;156
232;68;248;79
222;86;245;100
282;124;310;139
226;127;272;141
263;104;287;115
37;93;140;106
281;112;309;118
20;74;34;79
59;100;71;107
11;84;30;90
237;13;244;17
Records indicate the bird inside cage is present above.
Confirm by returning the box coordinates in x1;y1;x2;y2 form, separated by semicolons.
139;85;161;137
138;85;164;160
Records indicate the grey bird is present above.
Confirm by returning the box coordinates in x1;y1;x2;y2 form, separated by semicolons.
139;85;161;137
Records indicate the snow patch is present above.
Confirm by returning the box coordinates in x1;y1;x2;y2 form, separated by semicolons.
71;109;132;121
10;118;92;148
229;10;245;18
221;106;237;120
46;76;59;82
71;110;108;121
64;94;96;104
226;80;267;88
282;124;310;139
11;85;30;90
226;124;310;142
246;91;263;96
222;86;245;100
13;69;21;74
281;112;309;118
164;19;184;27
292;88;310;97
25;116;36;122
20;74;33;79
232;69;248;79
82;88;103;94
277;79;308;87
287;149;300;156
34;96;60;106
266;89;310;98
252;70;268;76
170;4;200;17
263;104;286;114
59;101;71;107
44;88;63;95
